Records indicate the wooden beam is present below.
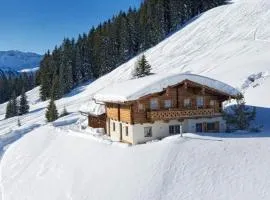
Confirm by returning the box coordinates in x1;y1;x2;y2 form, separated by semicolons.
130;105;134;125
176;87;179;108
117;104;120;121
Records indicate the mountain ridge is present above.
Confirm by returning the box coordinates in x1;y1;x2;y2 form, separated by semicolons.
0;50;43;72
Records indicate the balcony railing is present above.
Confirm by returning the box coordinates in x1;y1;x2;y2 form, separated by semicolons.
147;108;220;121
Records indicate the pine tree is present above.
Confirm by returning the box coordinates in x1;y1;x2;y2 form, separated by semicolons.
10;92;18;116
133;54;152;78
5;92;18;119
74;35;83;84
224;94;256;131
60;106;69;117
17;118;21;127
45;98;58;122
5;99;13;119
19;88;30;115
37;0;227;100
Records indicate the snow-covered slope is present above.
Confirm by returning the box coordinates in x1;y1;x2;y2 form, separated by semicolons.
0;0;270;199
1;126;270;200
0;50;42;72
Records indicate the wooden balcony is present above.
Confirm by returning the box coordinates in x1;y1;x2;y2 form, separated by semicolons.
147;108;220;121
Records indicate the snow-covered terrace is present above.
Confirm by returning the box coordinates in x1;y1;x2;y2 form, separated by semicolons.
79;100;105;116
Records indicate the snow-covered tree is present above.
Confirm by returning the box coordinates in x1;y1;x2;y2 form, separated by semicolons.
224;94;256;131
17;118;21;127
19;88;29;115
133;54;152;78
45;99;58;122
5;92;18;119
60;106;69;117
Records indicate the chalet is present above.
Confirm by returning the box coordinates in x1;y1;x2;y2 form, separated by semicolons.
83;73;240;145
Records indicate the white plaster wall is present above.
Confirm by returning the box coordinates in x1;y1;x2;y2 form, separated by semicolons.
108;117;226;145
186;117;226;132
109;119;134;143
109;120;121;142
131;120;187;144
121;123;133;143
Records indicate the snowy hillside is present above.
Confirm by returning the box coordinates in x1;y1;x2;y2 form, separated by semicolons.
1;124;270;200
0;0;270;199
0;50;42;72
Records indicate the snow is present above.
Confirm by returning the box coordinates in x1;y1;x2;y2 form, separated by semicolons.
79;100;105;116
0;50;42;72
94;73;240;103
1;125;270;200
0;0;270;199
19;67;39;73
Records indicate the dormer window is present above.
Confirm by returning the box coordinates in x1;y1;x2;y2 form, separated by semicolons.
164;99;172;109
150;98;159;110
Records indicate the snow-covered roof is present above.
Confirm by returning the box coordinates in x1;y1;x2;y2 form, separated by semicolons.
94;73;240;103
79;100;105;116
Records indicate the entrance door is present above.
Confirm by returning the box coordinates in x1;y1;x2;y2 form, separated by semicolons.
119;123;123;141
196;123;203;133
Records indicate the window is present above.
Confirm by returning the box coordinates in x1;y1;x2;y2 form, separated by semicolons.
138;103;145;111
150;98;159;110
169;125;181;135
169;125;174;134
207;122;216;132
164;100;172;109
196;123;203;132
144;127;152;137
113;122;116;131
210;100;216;107
196;96;204;108
175;125;180;134
125;126;129;136
184;98;191;108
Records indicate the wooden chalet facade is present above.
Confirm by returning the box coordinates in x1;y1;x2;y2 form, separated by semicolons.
88;113;106;130
89;74;239;144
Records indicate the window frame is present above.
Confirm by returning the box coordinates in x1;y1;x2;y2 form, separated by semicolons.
210;100;216;107
169;125;180;135
144;127;152;138
150;98;159;110
138;103;145;112
184;98;191;108
125;126;129;136
164;99;172;109
207;122;216;131
112;122;116;131
169;125;175;135
196;96;204;108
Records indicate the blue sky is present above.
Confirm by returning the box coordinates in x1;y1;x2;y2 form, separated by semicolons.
0;0;140;54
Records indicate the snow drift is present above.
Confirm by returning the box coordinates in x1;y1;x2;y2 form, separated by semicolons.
1;126;270;200
1;0;270;199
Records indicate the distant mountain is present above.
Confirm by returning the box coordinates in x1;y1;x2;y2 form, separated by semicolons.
0;50;43;72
